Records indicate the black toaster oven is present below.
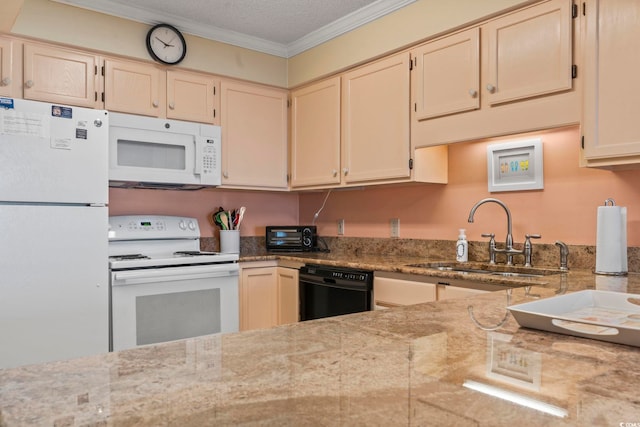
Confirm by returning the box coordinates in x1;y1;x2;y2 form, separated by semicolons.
266;225;317;252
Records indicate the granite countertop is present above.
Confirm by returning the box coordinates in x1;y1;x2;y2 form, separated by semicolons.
1;253;640;426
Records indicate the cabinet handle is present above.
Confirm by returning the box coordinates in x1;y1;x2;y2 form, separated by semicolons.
468;89;478;98
332;169;338;177
1;77;11;86
486;84;496;93
343;168;349;176
152;100;159;108
25;80;34;89
168;102;175;110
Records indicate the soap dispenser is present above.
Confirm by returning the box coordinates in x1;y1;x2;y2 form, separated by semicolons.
456;229;468;262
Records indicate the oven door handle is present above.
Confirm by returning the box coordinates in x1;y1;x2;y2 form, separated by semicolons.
112;264;239;286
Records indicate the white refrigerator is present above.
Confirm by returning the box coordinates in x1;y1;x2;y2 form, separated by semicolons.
0;98;109;369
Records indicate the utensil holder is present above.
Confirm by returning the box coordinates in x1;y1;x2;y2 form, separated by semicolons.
220;230;240;253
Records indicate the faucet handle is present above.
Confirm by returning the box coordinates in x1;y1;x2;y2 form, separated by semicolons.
555;240;569;271
481;233;496;264
523;234;541;267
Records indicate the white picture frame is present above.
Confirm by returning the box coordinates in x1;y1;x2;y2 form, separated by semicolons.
487;138;543;192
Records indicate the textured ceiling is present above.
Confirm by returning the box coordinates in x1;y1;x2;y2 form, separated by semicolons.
53;0;416;57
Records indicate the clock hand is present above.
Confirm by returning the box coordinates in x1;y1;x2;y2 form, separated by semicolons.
154;36;170;47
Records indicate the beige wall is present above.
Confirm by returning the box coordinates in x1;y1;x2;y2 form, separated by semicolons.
287;0;533;87
9;0;288;87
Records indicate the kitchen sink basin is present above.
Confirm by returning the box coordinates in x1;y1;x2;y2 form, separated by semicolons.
405;262;566;278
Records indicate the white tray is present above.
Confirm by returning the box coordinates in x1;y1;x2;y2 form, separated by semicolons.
508;290;640;347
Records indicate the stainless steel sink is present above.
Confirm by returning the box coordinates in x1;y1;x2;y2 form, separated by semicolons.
405;262;566;278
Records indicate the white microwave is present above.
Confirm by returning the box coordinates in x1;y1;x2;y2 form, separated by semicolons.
108;112;221;190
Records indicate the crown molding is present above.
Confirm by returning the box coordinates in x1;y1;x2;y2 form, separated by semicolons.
52;0;415;58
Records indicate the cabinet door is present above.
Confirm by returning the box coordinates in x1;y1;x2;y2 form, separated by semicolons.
240;267;278;331
582;0;640;164
103;58;164;117
277;267;299;325
167;70;219;124
23;43;99;108
484;0;573;105
437;285;487;300
412;27;480;120
0;37;17;97
220;80;288;189
341;53;411;184
290;76;341;188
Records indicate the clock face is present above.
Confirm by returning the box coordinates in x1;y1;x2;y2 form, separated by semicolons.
146;24;187;65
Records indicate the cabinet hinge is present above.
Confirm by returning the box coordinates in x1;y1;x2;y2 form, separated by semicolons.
409;158;414;170
572;2;578;18
287;99;290;108
581;136;584;149
213;86;216;96
94;65;98;75
101;65;104;76
213;109;216;118
414;103;417;113
572;64;578;79
101;92;105;103
94;92;98;102
409;58;413;71
582;2;586;16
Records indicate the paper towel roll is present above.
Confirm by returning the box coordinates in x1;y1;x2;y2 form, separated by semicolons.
595;204;627;274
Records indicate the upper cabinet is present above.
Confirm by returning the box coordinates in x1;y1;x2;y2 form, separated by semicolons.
103;58;164;117
0;36;19;98
581;0;640;168
341;53;412;184
290;76;341;188
220;80;288;190
291;53;448;190
23;42;101;109
483;0;573;105
411;0;580;147
412;27;480;120
166;70;219;124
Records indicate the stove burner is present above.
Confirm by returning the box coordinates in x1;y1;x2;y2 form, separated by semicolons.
109;254;150;261
174;251;219;256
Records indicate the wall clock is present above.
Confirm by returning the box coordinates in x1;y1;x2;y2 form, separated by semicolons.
146;23;187;65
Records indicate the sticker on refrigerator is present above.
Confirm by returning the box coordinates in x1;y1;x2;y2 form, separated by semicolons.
51;138;72;150
51;105;72;119
75;128;88;139
0;97;15;109
0;110;50;139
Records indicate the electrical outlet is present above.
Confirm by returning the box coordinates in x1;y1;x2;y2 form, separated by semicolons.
337;219;345;235
390;218;400;238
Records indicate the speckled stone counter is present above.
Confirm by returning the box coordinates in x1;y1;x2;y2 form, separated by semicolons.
2;252;640;426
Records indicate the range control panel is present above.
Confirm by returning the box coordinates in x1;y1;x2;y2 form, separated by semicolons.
108;215;200;241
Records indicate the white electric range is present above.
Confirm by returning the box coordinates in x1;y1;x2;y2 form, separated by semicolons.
108;215;239;351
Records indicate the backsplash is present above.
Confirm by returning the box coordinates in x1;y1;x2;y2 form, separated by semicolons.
202;235;639;273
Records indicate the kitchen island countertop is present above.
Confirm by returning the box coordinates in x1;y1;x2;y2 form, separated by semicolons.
1;252;639;426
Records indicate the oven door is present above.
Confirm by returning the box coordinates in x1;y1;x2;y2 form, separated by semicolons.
110;263;239;351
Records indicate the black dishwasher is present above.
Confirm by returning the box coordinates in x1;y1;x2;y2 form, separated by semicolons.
299;264;373;321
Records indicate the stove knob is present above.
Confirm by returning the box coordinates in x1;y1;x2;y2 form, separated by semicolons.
178;220;187;230
188;221;196;231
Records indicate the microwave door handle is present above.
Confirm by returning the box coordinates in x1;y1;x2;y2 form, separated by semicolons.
194;138;203;175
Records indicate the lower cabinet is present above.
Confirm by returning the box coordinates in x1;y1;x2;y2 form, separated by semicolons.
374;272;489;307
239;262;299;331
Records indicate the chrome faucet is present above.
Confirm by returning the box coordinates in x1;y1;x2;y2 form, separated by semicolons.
468;198;539;266
555;240;569;271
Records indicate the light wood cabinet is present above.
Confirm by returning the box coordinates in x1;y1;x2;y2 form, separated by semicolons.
239;263;300;331
484;0;573;106
374;275;437;308
412;0;579;147
23;42;100;108
341;53;412;184
166;70;219;124
436;284;488;300
277;267;299;325
0;36;19;97
412;27;480;120
220;80;288;190
290;76;341;188
582;0;640;168
240;265;279;331
103;58;164;117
